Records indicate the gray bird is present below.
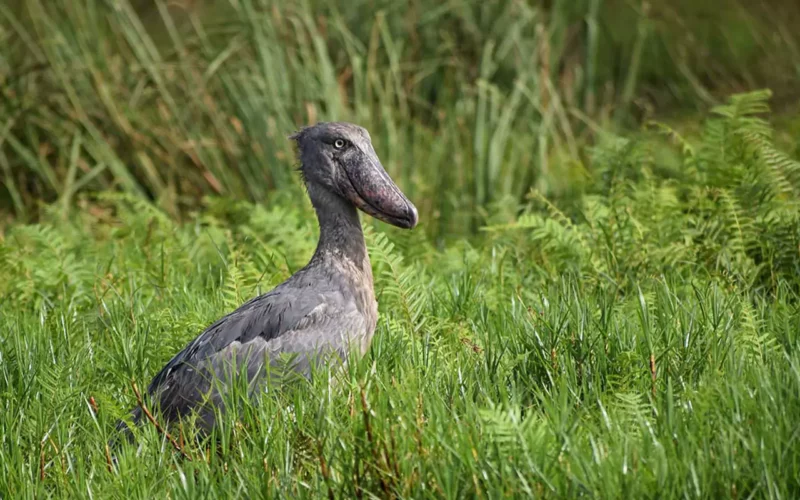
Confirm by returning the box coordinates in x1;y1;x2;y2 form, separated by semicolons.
116;122;417;437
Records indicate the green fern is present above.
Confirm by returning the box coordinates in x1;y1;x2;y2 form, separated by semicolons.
364;225;427;333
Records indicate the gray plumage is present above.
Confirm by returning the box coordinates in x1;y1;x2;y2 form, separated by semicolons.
116;122;417;437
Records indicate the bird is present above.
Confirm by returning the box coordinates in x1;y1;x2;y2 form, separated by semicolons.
115;122;418;439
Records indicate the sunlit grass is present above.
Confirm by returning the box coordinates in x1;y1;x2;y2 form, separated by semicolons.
2;94;800;495
1;191;799;497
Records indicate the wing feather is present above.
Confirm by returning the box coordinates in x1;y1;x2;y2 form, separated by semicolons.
141;273;364;429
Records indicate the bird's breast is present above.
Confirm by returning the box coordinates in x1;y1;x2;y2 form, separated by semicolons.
324;254;378;353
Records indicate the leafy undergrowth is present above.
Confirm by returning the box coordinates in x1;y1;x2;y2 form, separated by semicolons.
1;92;800;498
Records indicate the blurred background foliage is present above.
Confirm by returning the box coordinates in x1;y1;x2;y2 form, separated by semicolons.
1;0;799;236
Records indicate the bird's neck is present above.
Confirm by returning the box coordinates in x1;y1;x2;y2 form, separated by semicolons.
307;181;370;273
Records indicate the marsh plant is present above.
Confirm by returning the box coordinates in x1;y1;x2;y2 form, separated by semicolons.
1;90;800;497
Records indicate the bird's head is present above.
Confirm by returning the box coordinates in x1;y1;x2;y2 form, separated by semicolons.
290;122;418;229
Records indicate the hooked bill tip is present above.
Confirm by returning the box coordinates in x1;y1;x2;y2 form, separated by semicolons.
405;203;419;229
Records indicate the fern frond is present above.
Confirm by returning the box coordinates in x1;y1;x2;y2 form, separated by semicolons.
711;89;772;120
365;225;427;332
646;121;698;175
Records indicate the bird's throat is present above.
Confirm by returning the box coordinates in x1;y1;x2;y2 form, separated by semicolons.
307;181;370;272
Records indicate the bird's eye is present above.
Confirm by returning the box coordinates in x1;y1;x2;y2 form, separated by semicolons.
333;139;346;149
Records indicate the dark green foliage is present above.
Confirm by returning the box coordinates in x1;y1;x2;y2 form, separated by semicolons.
484;90;800;294
2;0;799;232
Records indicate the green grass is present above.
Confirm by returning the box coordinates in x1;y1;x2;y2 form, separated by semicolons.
2;0;800;235
2;0;800;495
2;91;800;497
